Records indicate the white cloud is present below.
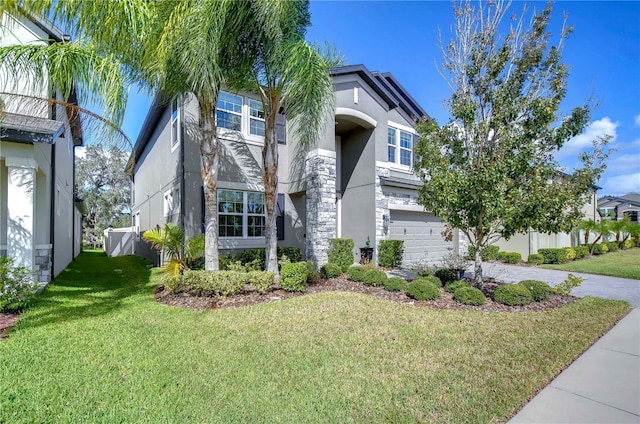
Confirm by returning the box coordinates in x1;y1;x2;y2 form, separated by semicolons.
74;146;86;159
600;173;640;196
606;153;640;175
635;114;640;127
555;117;618;160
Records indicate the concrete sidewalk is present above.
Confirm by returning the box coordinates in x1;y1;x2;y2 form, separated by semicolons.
509;308;640;423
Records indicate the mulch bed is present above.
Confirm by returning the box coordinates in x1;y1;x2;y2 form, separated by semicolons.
0;312;19;338
155;274;578;312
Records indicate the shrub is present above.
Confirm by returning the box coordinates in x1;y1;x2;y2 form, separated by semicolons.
519;280;554;302
467;245;499;260
554;273;584;296
383;276;407;292
0;257;37;312
162;274;184;293
453;287;486;306
321;262;342;279
498;252;522;264
574;245;589;259
537;248;569;264
434;269;457;284
280;262;308;292
218;255;233;271
362;269;388;286
622;239;634;249
527;254;544;265
328;238;355;272
248;271;274;294
493;284;533;306
406;280;441;301
378;240;404;268
347;265;366;282
186;270;247;297
305;262;320;284
233;247;303;270
564;248;576;262
606;241;618;252
445;279;470;293
413;275;443;288
592;243;608;255
277;247;303;263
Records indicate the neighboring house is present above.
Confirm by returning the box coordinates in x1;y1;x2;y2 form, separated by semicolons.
598;193;640;222
495;187;601;259
130;64;465;267
0;12;84;283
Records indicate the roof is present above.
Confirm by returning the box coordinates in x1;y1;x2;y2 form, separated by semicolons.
0;111;64;144
598;194;640;208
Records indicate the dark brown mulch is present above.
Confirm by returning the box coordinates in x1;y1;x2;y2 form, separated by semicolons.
155;275;578;312
0;312;19;338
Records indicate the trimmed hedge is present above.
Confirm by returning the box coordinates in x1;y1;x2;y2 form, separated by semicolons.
321;262;342;279
378;240;404;268
185;270;247;297
527;254;544;265
494;284;533;306
328;238;355;272
234;247;303;270
413;275;443;288
383;276;407;292
519;280;554;302
498;251;522;264
347;265;366;282
280;262;308;292
406;280;440;301
453;287;486;306
305;262;320;284
363;269;388;286
468;245;500;261
564;248;577;262
537;248;569;264
592;243;609;255
434;269;457;284
622;239;634;249
606;241;618;252
248;270;275;293
444;279;470;294
574;245;589;259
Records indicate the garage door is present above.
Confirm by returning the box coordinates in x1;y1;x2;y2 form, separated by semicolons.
389;211;453;266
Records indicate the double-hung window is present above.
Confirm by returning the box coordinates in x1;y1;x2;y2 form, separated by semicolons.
218;190;265;238
248;99;265;136
216;91;243;131
164;186;180;217
387;125;415;167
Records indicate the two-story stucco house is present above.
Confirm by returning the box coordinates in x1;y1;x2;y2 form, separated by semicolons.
131;64;465;267
598;193;640;223
0;12;84;283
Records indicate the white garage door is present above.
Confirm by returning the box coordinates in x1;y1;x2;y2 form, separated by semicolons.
389;211;453;266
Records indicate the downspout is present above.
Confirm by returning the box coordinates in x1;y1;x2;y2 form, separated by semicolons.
179;98;185;235
49;142;56;281
72;144;76;260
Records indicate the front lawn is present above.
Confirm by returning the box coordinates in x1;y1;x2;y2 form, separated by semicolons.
542;248;640;280
0;252;631;423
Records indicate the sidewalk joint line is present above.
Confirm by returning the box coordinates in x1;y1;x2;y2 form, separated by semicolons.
548;386;640;418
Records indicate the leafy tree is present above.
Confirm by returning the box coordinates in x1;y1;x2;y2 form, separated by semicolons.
414;1;610;288
230;1;336;275
75;146;131;248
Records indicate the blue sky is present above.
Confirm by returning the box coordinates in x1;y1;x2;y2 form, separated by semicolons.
120;1;640;196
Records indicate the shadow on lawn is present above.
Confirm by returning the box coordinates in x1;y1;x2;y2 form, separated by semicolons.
19;251;153;330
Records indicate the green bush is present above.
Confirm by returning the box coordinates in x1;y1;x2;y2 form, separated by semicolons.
622;239;634;249
527;254;544;265
564;248;576;262
0;257;37;312
347;265;366;282
574;245;589;259
413;275;443;288
185;270;247;297
606;241;618;252
434;269;457;284
498;252;521;264
321;262;342;279
280;262;308;292
162;274;184;293
248;271;274;294
305;262;320;284
378;240;404;268
537;248;569;264
328;238;355;272
493;284;533;306
277;247;303;263
444;279;470;293
218;255;233;271
362;269;388;286
406;280;441;301
233;247;303;270
554;273;584;296
468;245;500;261
592;243;608;255
453;287;486;306
519;280;554;302
383;276;407;292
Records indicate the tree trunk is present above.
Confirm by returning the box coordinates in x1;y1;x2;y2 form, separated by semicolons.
263;100;279;276
199;103;220;271
473;247;484;290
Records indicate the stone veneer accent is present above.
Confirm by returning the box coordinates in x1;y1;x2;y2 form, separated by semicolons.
34;245;52;284
305;152;337;266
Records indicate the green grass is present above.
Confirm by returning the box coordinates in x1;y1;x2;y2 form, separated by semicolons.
542;248;640;280
0;252;631;423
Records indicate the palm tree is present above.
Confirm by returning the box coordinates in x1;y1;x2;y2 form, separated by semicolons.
231;1;336;274
578;219;599;246
608;216;631;248
142;223;204;275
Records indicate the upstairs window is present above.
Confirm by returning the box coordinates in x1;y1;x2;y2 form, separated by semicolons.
216;92;243;131
218;190;265;238
387;125;414;167
215;90;280;142
249;99;265;136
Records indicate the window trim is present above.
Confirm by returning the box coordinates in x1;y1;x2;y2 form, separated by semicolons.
218;189;266;239
170;97;181;152
387;121;416;169
216;90;266;144
163;186;180;217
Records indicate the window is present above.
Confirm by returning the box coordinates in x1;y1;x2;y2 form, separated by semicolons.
216;90;274;141
171;97;180;149
624;210;638;222
218;190;265;238
387;125;414;167
164;187;179;217
216;91;242;131
248;99;265;136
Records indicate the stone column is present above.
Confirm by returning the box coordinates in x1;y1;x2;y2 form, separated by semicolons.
6;157;37;272
305;149;337;267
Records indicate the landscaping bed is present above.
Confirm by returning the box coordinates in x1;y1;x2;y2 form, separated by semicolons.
155;274;578;312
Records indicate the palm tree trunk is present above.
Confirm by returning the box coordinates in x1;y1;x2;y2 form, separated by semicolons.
199;103;220;271
263;103;279;276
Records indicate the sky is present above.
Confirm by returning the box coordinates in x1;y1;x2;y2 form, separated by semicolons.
118;0;640;197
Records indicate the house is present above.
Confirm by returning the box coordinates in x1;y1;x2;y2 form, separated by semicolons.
0;12;84;283
598;193;640;222
130;64;466;267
